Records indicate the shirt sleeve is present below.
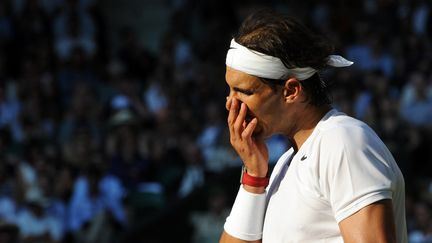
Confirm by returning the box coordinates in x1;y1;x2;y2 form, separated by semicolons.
318;126;396;223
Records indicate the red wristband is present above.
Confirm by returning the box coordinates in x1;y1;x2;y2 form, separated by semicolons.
240;166;269;187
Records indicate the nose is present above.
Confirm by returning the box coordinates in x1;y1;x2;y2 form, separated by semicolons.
226;92;241;111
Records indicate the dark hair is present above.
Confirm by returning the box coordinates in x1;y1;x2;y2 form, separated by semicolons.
235;9;334;106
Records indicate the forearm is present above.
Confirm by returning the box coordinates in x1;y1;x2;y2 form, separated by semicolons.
219;185;266;242
243;184;266;194
219;185;265;243
220;231;262;243
222;97;268;242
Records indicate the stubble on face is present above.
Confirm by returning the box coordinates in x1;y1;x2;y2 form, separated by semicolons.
226;67;284;140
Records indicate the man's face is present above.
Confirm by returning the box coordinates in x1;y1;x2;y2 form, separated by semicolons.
225;67;284;140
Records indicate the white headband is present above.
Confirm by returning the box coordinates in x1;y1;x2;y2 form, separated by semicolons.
226;39;353;80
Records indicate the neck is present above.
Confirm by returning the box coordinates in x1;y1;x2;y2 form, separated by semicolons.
289;105;331;151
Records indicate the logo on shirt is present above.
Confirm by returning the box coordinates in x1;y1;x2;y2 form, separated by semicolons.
300;155;307;161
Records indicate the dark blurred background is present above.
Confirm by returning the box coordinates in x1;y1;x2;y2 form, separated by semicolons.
0;0;431;242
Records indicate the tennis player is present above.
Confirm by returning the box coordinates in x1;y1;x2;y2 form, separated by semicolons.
220;9;408;243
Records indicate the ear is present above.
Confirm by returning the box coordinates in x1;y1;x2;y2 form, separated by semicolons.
282;78;302;103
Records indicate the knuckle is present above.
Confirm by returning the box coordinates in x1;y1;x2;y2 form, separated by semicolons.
241;131;249;139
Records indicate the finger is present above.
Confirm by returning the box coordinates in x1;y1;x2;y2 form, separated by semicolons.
241;118;258;141
234;102;247;134
227;97;235;124
225;96;231;111
227;98;239;133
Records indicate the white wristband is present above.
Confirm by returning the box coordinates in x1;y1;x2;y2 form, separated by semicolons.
223;186;267;241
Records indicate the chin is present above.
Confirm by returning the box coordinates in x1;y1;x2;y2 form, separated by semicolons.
254;128;277;141
252;128;267;140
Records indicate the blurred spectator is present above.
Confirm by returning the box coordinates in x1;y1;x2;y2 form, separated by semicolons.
409;201;432;242
47;164;74;239
59;83;101;143
400;71;432;126
190;186;229;243
53;0;96;61
117;26;155;80
14;193;62;242
106;118;149;190
0;82;22;143
178;142;205;198
266;135;289;165
68;162;126;239
108;76;149;121
345;32;395;78
143;78;168;120
57;48;98;104
200;127;240;174
411;0;431;36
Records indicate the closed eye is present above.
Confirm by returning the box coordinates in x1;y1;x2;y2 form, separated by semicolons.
234;87;254;95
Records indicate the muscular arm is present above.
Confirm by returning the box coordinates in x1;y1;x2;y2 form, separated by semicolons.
221;199;396;243
339;199;397;243
219;231;262;243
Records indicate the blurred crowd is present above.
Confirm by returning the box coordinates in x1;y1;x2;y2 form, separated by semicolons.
0;0;431;242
